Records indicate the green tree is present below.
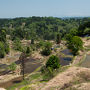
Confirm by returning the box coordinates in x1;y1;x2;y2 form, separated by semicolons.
70;28;78;36
65;34;73;43
42;42;52;56
31;38;34;44
46;55;60;70
26;46;31;54
0;30;6;42
0;42;5;58
84;28;90;35
56;33;61;44
68;36;83;55
41;55;60;80
4;43;10;54
13;37;23;51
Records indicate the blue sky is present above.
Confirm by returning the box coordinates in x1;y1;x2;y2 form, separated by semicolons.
0;0;90;18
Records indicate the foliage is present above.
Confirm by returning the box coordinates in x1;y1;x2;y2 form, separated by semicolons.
13;37;23;52
31;38;34;44
56;33;61;44
4;42;10;54
65;34;73;42
84;28;90;35
0;42;5;58
0;29;10;58
68;36;83;55
0;29;6;42
36;41;45;49
41;55;61;80
26;46;31;55
46;55;60;69
41;42;52;56
69;28;78;36
9;63;17;72
1;17;89;41
78;21;90;36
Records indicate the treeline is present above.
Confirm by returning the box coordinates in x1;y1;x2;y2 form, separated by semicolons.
0;29;9;58
78;21;90;36
0;17;89;41
0;17;90;58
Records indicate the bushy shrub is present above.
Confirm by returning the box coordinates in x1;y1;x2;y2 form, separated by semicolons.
46;55;60;69
41;55;60;80
42;42;52;56
68;36;83;55
13;37;23;52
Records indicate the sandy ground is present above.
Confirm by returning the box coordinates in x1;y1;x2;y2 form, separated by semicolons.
0;38;89;89
42;66;90;90
71;83;90;90
82;38;90;47
0;88;6;90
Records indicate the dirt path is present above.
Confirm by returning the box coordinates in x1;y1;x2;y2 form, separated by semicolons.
42;66;90;90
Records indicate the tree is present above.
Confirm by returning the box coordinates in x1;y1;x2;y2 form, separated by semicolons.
69;28;78;36
41;55;60;80
65;34;73;43
0;42;5;58
68;36;83;55
19;53;26;80
84;28;90;35
26;46;31;54
13;37;23;51
31;38;34;44
0;29;6;42
42;42;52;56
56;33;61;44
46;55;60;70
4;43;10;54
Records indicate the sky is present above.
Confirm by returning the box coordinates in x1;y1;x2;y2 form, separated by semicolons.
0;0;90;18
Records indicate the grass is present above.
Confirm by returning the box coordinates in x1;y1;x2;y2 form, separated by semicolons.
20;86;30;90
29;72;41;81
7;80;29;90
76;53;86;67
42;65;70;81
6;72;41;90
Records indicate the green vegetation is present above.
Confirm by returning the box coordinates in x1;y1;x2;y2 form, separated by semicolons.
1;17;89;41
0;42;5;58
31;38;34;44
0;29;10;58
46;55;60;69
13;37;23;52
7;80;29;90
9;63;17;72
0;16;90;89
41;41;52;56
41;55;60;80
78;21;90;36
0;17;89;57
26;46;31;54
56;33;61;44
0;29;6;42
68;36;83;55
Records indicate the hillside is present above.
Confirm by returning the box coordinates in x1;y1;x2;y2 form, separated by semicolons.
0;17;90;90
